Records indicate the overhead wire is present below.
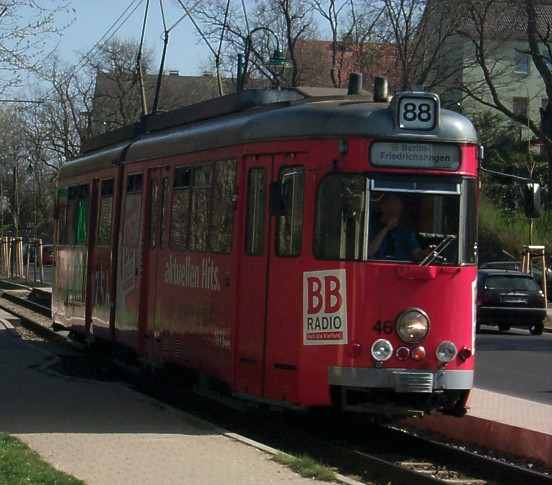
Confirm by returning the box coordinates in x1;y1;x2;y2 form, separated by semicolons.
174;0;225;95
70;0;145;79
240;0;250;35
218;0;231;63
152;0;169;113
136;0;151;116
30;0;145;108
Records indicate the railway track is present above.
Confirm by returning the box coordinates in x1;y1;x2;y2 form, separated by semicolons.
1;283;550;485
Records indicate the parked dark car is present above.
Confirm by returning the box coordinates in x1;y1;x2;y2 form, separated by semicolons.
477;269;547;335
479;261;522;271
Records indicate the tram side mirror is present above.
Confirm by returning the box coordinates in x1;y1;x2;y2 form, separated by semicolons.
270;181;286;216
524;182;544;219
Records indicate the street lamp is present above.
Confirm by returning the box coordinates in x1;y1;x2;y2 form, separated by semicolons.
238;27;288;92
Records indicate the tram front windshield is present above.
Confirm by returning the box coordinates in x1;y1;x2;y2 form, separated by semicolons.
315;174;477;265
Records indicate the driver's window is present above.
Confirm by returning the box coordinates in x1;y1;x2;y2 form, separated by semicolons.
367;191;460;263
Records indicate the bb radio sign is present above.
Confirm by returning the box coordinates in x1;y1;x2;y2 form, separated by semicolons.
303;269;348;345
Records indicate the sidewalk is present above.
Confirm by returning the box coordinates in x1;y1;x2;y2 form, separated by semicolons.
0;318;330;485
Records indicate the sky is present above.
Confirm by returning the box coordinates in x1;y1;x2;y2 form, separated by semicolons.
47;1;212;77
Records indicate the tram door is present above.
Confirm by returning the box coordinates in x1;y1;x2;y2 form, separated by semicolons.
115;171;145;350
236;155;273;396
144;166;170;351
263;154;308;403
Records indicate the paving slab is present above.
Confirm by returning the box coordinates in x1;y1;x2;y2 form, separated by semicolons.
0;320;330;485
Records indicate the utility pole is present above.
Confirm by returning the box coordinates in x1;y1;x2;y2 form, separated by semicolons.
12;164;18;236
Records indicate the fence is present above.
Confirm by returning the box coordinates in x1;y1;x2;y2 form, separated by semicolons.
0;237;46;284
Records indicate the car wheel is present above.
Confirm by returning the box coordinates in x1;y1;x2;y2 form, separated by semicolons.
498;324;510;333
529;323;544;335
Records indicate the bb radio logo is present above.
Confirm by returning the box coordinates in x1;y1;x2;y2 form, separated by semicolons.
303;269;348;345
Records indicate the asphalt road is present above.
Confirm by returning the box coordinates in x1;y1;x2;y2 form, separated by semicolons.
475;326;552;405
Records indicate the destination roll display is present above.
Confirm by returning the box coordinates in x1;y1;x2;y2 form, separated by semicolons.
371;142;460;169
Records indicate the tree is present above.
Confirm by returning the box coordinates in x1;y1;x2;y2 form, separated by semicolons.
0;107;55;237
257;0;316;86
309;1;386;88
454;0;552;192
382;0;465;90
24;58;95;171
194;0;317;87
0;1;73;94
88;38;155;132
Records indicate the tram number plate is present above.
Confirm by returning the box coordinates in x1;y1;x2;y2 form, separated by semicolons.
373;320;393;335
398;97;436;130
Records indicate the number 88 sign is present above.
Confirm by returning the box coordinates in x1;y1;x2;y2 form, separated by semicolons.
398;96;436;130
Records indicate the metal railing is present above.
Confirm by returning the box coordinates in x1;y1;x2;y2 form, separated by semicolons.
0;237;46;284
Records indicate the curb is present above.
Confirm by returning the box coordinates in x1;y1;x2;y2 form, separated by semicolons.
0;304;365;485
0;299;76;350
404;414;552;468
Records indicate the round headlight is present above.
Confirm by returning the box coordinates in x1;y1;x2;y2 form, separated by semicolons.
396;308;429;344
436;341;457;363
371;339;393;361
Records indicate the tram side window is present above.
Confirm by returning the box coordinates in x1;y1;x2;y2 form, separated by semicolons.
276;167;304;257
245;168;266;256
97;179;114;245
170;162;237;254
149;178;160;248
170;167;192;250
66;184;90;246
463;179;477;264
210;160;237;253
190;165;212;252
56;187;69;244
314;175;367;260
123;174;143;248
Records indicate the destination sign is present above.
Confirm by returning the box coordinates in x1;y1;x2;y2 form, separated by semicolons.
371;142;460;169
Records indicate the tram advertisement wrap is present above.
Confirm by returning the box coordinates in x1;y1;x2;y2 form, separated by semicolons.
303;269;348;345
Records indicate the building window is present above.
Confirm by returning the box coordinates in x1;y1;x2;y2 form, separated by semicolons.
97;179;114;245
276;167;304;257
245;168;266;256
514;52;530;75
513;97;528;117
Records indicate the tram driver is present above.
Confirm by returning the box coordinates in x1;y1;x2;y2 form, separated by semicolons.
368;193;425;261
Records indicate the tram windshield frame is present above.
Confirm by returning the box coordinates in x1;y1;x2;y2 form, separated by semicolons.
314;173;477;265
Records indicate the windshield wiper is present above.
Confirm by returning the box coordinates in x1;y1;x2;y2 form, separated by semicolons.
419;235;457;266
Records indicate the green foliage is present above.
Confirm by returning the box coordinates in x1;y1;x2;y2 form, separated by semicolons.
0;433;83;485
473;111;552;260
272;452;337;482
479;195;552;261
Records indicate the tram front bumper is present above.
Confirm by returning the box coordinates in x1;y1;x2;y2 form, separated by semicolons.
328;367;473;393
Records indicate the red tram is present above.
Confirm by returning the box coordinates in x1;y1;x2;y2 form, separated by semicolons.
53;86;478;416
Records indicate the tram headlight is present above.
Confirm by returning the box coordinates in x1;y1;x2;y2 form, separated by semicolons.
436;341;457;363
371;339;393;362
396;308;429;344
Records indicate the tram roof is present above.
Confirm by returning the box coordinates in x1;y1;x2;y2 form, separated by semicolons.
60;88;478;181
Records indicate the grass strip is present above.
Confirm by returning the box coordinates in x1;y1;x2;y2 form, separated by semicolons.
272;452;337;482
0;433;83;485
